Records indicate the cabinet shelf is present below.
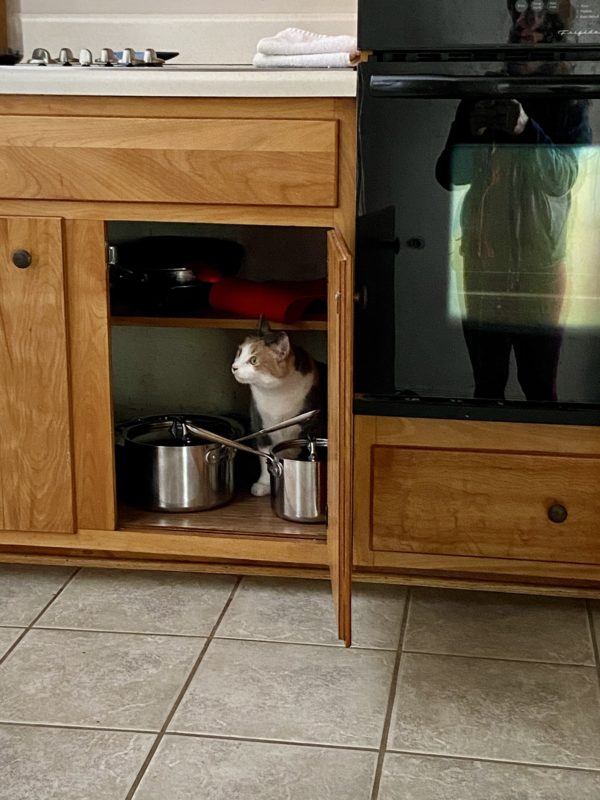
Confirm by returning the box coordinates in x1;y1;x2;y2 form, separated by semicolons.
117;494;327;541
111;310;327;331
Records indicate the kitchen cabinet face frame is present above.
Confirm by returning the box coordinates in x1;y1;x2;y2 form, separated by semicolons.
0;94;356;644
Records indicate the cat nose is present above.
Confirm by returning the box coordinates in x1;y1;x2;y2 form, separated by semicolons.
231;365;237;372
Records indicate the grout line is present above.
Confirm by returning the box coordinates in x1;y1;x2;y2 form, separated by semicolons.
0;568;80;669
384;747;600;774
586;601;600;694
400;648;597;669
167;730;380;752
0;720;379;754
0;719;159;735
28;627;395;651
123;575;243;800
369;587;412;800
31;626;215;640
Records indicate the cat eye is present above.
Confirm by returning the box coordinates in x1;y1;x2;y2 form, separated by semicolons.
249;356;258;365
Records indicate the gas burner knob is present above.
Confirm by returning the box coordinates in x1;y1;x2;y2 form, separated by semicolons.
28;48;56;65
118;48;138;66
95;47;118;66
58;48;78;65
78;48;93;67
143;48;164;66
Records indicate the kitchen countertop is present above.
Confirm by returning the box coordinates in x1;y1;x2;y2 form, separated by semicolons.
0;63;357;97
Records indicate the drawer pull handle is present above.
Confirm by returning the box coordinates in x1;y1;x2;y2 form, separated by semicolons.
548;504;568;524
12;250;32;269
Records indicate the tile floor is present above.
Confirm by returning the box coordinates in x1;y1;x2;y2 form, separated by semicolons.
0;565;600;799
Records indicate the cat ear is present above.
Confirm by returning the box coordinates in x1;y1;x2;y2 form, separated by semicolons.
270;331;290;361
257;315;272;339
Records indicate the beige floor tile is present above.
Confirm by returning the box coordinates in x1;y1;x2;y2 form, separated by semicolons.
218;577;406;648
405;589;594;664
0;628;22;659
0;724;154;800
133;735;376;800
0;566;74;626
389;652;600;768
169;639;394;747
37;569;236;635
0;629;203;730
379;753;600;800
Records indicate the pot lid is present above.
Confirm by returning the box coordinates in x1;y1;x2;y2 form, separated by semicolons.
122;415;242;447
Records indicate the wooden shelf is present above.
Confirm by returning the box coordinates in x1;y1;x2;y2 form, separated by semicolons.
118;494;327;541
111;310;327;331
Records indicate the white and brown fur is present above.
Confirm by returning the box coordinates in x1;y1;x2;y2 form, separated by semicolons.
231;320;326;496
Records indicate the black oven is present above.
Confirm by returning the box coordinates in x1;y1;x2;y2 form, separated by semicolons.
355;0;600;424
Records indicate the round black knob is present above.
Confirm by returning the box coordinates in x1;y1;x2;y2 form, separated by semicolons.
12;249;32;269
548;504;568;524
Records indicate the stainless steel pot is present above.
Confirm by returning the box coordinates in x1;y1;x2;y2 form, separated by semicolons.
119;414;243;512
117;411;319;514
183;422;327;524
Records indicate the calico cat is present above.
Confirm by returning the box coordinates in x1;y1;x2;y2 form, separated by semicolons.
231;319;326;496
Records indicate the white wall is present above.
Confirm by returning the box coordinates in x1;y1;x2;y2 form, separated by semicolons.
8;1;357;64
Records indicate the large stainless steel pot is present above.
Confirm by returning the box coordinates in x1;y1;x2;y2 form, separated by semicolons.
119;414;243;512
183;422;327;524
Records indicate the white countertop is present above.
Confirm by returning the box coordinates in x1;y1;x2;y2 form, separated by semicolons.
0;63;357;97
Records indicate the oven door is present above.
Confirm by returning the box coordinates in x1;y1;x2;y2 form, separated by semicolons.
355;60;600;422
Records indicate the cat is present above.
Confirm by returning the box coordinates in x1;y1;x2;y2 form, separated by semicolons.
231;318;326;496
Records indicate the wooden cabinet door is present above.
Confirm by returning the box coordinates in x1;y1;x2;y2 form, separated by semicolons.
327;230;353;645
0;216;74;533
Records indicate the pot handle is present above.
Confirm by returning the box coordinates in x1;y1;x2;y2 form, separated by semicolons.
182;421;278;471
235;409;319;444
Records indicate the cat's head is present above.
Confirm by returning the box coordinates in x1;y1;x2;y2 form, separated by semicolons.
231;320;291;387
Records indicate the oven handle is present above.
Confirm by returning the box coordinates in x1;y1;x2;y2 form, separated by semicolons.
370;74;600;98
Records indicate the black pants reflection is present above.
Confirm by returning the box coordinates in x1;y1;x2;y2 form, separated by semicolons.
462;323;563;402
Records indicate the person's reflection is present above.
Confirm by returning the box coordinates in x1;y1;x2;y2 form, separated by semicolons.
436;0;591;402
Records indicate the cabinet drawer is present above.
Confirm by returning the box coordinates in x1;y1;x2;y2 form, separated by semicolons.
371;447;600;564
0;115;338;206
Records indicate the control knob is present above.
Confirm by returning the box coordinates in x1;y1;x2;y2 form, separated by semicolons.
58;48;78;65
119;48;139;66
95;47;118;66
78;48;93;67
28;48;55;65
143;48;164;66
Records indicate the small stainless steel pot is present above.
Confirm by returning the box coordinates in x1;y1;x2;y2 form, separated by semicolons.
270;438;327;523
183;422;327;524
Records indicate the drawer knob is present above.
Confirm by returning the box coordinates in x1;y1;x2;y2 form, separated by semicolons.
548;504;568;524
12;249;32;269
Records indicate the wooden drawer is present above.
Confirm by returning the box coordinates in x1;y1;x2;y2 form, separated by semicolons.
0;115;338;206
370;446;600;564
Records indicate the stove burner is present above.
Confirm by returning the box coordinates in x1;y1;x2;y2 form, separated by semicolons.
26;47;174;67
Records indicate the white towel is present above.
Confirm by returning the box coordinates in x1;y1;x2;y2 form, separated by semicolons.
256;27;358;57
253;51;358;69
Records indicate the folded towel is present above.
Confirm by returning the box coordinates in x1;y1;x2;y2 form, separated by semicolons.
257;27;358;57
253;51;358;69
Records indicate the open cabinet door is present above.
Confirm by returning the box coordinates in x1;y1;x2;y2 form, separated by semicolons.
327;230;353;645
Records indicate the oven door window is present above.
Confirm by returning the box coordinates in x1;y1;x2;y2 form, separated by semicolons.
357;90;600;406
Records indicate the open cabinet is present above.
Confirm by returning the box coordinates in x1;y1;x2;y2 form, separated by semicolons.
64;218;354;644
0;94;356;643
